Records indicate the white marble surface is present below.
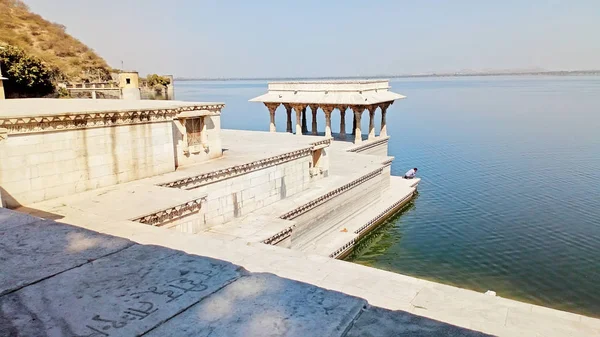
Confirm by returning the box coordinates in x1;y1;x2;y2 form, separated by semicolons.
146;273;365;337
1;208;600;336
0;211;133;296
0;240;241;337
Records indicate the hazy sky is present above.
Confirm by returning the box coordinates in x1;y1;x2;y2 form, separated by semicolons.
24;0;600;78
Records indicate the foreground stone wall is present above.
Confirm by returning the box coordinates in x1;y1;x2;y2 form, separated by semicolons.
0;122;175;208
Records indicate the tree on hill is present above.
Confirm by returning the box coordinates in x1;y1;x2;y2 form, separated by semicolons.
0;0;112;82
0;44;56;97
147;74;171;87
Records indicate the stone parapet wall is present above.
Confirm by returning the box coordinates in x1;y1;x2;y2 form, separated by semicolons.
0;122;175;208
0;100;226;208
348;136;389;157
171;156;312;230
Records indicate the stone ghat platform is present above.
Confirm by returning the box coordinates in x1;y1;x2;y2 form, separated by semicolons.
200;131;419;257
20;129;417;258
2;208;599;336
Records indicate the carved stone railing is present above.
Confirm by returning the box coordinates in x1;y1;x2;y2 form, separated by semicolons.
261;166;384;245
160;138;331;190
159;148;314;190
329;190;414;258
130;197;206;227
329;238;356;259
262;226;294;245
279;167;383;220
0;104;224;135
353;192;413;236
347;136;390;153
65;82;119;90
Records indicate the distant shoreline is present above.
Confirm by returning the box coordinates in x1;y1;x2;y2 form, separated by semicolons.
175;70;600;81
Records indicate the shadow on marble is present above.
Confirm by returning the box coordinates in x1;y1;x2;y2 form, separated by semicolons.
0;208;492;337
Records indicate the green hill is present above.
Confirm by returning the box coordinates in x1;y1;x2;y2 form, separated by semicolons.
0;0;112;82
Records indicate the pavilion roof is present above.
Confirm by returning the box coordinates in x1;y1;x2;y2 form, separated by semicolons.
249;80;405;106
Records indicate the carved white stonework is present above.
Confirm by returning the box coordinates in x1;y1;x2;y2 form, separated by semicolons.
0;104;225;136
159;138;331;190
264;102;279;132
322;105;334;138
291;104;305;136
250;80;403;140
131;197;206;227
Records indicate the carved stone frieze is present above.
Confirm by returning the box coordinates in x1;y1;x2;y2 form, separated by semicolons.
0;104;225;136
159;147;315;190
130;197;206;227
278;167;383;221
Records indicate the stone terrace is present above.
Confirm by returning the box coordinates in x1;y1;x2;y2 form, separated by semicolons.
2;208;599;336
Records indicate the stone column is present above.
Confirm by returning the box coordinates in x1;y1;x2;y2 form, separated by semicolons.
368;105;377;140
338;106;347;140
264;102;279;132
283;103;293;133
309;104;319;135
292;104;305;136
380;102;391;137
301;108;308;134
352;114;357;135
322;105;334;138
352;106;365;144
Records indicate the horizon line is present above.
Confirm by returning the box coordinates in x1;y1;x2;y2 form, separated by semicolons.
174;69;600;81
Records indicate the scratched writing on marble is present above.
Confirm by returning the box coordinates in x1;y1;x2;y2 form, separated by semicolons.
74;269;218;336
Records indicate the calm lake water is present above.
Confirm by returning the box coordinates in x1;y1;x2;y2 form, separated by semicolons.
176;76;600;317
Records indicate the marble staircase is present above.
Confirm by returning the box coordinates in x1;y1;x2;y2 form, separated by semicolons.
291;176;417;257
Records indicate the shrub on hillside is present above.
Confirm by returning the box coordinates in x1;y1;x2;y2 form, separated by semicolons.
0;44;57;97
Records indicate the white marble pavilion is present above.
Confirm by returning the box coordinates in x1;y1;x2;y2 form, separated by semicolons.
250;80;405;143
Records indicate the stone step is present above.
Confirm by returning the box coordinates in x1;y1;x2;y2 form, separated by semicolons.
295;177;416;257
290;188;382;251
